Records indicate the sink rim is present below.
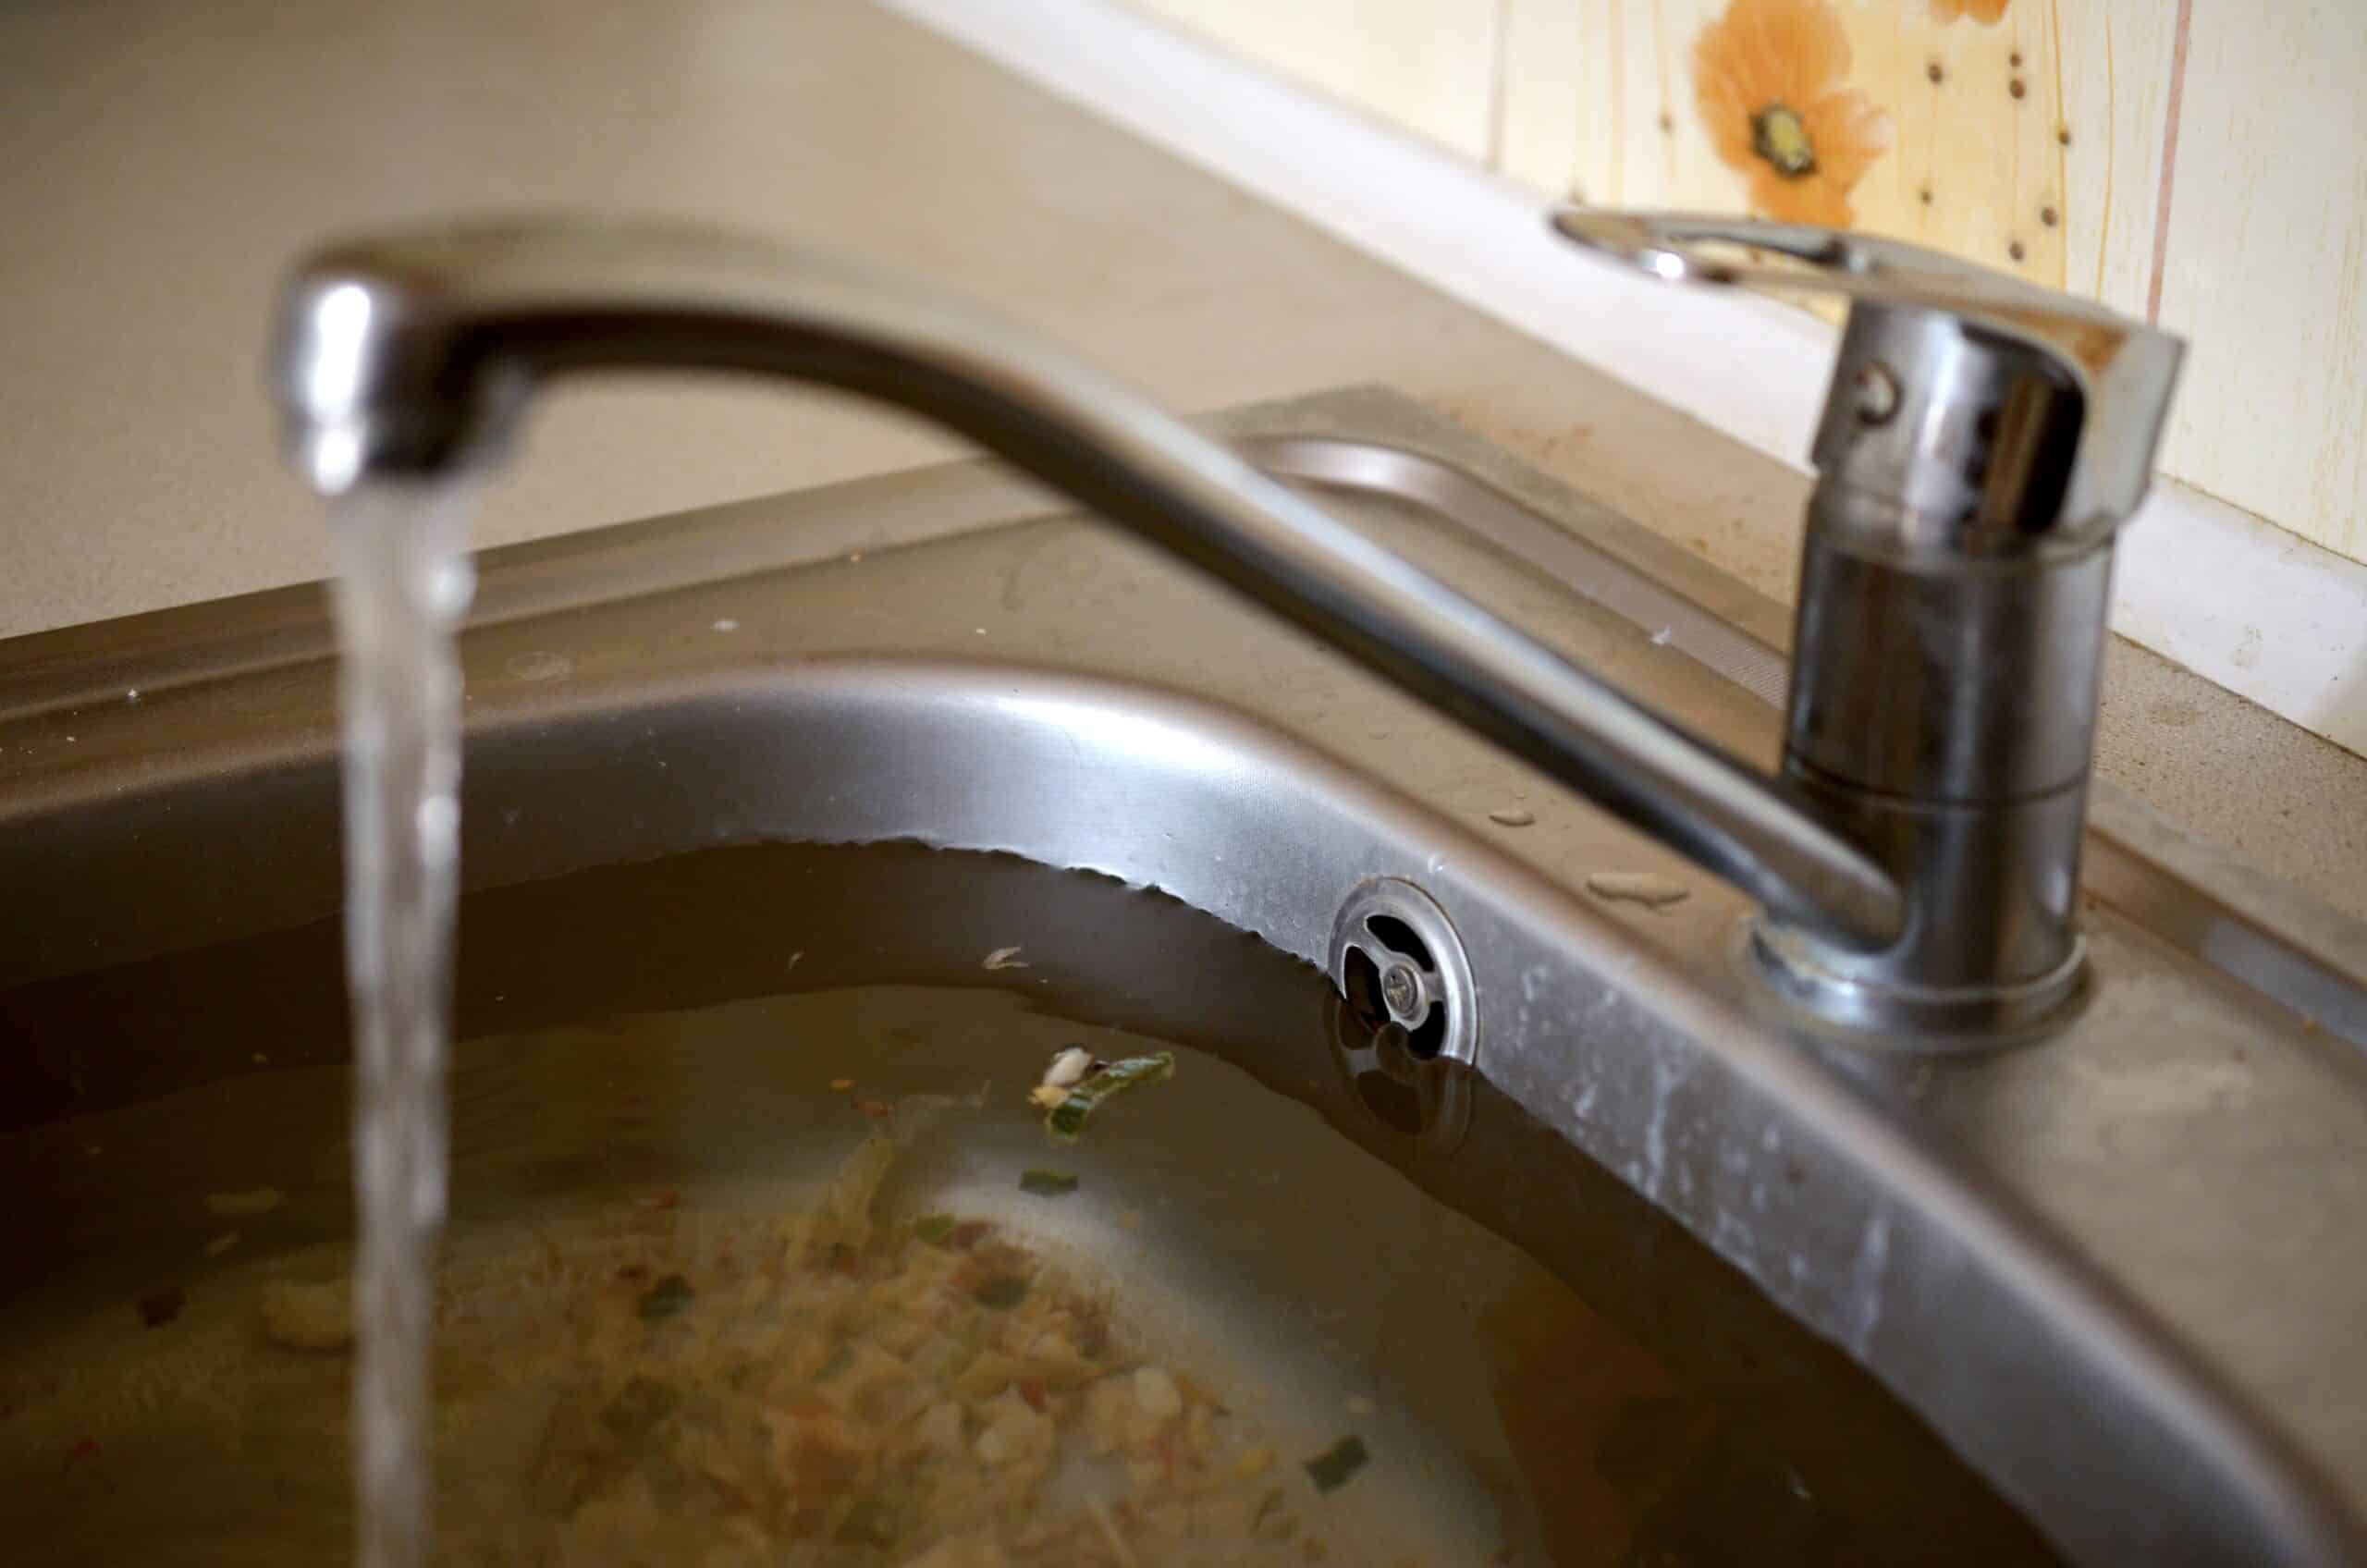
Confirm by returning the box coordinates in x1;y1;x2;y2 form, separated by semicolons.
11;398;2359;1054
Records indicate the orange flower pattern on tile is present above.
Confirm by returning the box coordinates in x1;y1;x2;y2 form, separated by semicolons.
1931;0;2011;22
1694;0;1895;227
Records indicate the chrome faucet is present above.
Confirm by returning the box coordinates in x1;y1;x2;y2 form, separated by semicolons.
271;212;2179;1045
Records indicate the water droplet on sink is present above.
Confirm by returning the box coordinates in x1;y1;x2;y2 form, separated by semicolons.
1585;870;1690;910
504;651;572;682
1488;806;1537;827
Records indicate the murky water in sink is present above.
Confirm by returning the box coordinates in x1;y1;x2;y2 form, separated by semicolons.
0;843;2066;1563
325;485;476;1568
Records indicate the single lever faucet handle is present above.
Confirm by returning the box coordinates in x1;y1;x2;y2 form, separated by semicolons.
1551;208;2184;551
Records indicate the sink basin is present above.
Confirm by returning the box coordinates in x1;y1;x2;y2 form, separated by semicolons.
4;386;2365;1562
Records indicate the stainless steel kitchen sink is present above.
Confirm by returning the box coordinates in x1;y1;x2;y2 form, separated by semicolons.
5;386;2365;1563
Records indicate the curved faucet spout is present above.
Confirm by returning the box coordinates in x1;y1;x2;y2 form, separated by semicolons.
271;215;1904;954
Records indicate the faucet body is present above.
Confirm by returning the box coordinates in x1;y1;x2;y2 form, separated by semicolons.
273;214;2178;1047
1772;438;2115;1029
1555;214;2181;1034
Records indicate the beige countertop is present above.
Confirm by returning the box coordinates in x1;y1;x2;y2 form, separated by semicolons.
5;0;2362;913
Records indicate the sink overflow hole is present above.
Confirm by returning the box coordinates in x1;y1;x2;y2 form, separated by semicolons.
1326;878;1479;1069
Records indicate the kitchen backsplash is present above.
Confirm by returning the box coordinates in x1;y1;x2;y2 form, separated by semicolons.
1124;0;2367;571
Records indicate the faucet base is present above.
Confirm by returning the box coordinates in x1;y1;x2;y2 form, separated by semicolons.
1747;920;2090;1050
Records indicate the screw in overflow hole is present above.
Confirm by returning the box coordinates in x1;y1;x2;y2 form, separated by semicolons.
1364;913;1445;1058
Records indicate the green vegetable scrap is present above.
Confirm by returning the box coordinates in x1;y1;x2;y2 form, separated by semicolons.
1044;1051;1175;1144
636;1273;695;1322
1018;1168;1079;1196
914;1215;958;1244
1302;1434;1369;1495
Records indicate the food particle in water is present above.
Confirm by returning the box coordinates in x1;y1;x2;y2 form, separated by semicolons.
1237;1445;1275;1478
1045;1052;1175;1143
636;1273;695;1321
1018;1168;1079;1196
205;1186;286;1218
1132;1366;1184;1420
981;945;1030;971
855;1099;894;1121
1026;1048;1096;1110
259;1278;354;1351
972;1387;1054;1466
1043;1046;1095;1089
1304;1434;1370;1494
914;1399;965;1453
829;1076;856;1091
631;1190;679;1211
1344;1395;1377;1416
203;1231;240;1257
972;1273;1030;1310
913;1214;959;1244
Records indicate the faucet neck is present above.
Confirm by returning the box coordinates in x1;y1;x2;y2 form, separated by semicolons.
272;216;1905;969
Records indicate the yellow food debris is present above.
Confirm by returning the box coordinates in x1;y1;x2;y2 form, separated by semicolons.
49;1093;1348;1563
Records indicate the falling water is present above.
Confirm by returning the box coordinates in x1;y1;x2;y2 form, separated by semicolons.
327;484;477;1568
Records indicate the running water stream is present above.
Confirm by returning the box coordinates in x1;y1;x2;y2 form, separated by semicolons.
327;485;477;1568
